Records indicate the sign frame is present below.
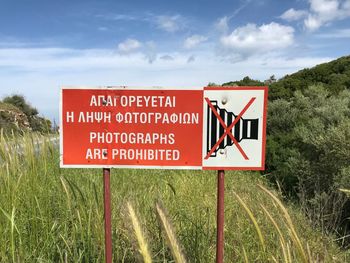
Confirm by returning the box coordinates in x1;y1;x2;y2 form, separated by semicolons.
202;86;268;171
60;86;268;170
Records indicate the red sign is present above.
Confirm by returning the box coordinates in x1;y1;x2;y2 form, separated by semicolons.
60;86;268;170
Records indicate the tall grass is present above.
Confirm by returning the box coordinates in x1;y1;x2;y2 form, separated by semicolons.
0;132;349;262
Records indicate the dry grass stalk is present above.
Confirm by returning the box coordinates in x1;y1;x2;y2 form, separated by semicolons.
60;176;72;210
155;202;186;263
233;191;266;252
261;204;286;246
279;238;289;263
242;245;249;263
258;184;308;263
306;243;313;262
287;242;292;263
339;188;350;196
271;255;278;263
126;202;152;263
261;204;289;263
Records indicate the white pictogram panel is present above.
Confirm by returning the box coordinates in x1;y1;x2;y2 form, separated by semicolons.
202;87;268;170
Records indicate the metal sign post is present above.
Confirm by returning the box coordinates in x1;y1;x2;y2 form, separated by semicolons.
216;170;225;263
60;86;268;262
103;168;113;263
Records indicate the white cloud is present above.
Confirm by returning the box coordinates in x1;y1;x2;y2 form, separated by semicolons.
304;0;350;31
0;45;334;121
183;35;207;49
316;28;350;37
304;14;324;30
96;13;188;33
117;38;142;54
309;0;339;14
280;8;308;21
216;16;230;33
220;22;294;59
279;1;350;31
156;15;184;32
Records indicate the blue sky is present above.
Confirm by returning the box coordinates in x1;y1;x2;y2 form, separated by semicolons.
1;0;350;120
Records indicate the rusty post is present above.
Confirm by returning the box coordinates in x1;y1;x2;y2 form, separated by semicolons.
103;168;112;263
216;170;225;263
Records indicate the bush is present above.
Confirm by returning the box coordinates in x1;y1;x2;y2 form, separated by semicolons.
266;85;350;244
1;95;52;134
3;95;38;117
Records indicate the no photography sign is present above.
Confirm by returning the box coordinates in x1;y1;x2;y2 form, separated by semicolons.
60;86;268;170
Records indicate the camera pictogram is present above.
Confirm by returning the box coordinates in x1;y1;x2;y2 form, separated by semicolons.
206;100;259;157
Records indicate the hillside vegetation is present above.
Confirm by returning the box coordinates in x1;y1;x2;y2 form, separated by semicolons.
0;134;349;262
0;95;52;134
269;55;350;100
220;55;350;247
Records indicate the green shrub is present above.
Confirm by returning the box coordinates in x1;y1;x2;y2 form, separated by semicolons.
266;85;350;244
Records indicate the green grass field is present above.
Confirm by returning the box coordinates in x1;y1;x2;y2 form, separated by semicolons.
0;133;349;262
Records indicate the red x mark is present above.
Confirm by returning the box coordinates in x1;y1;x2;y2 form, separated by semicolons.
204;97;256;160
